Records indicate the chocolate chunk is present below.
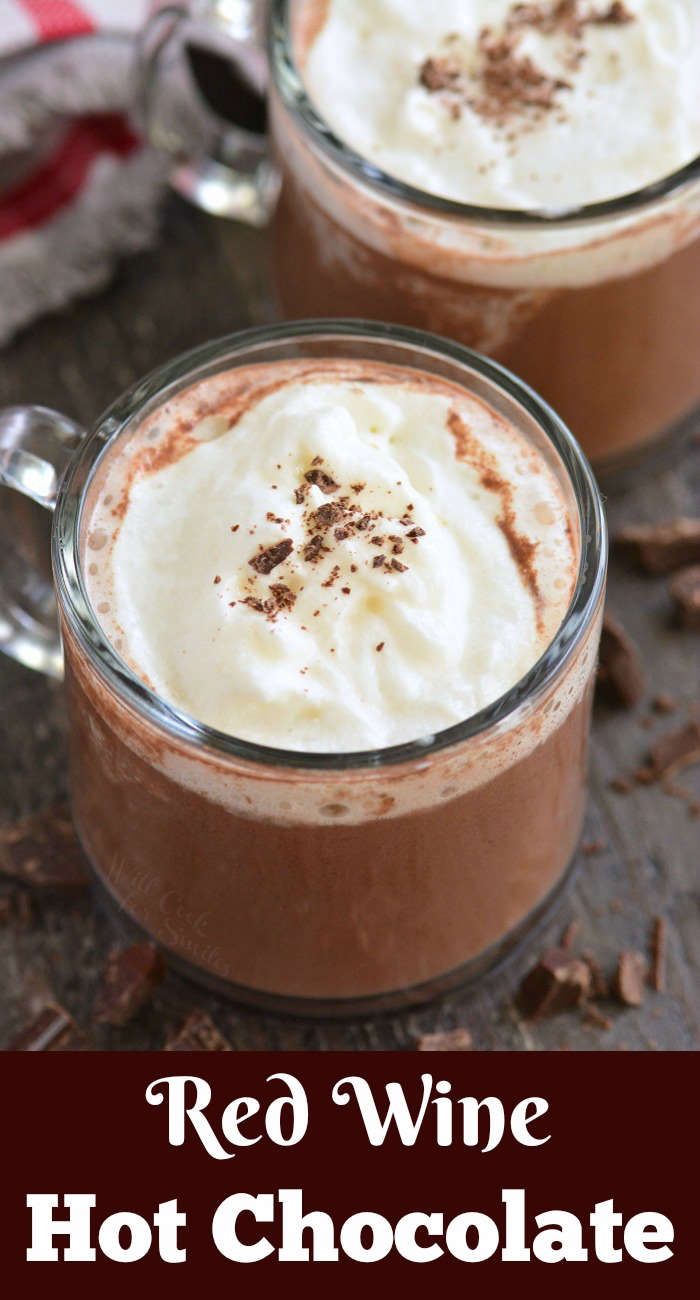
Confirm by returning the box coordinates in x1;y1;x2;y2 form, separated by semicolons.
582;1005;612;1031
596;613;645;708
649;916;667;994
610;775;632;794
164;1010;232;1051
517;946;591;1019
559;919;580;950
613;950;647;1007
8;1003;90;1051
249;538;294;574
669;564;700;628
93;943;165;1027
415;1027;472;1051
582;951;608;1000
305;468;339;494
616;517;700;574
649;720;700;780
0;802;88;890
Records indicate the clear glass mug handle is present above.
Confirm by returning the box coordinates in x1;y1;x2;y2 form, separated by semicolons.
0;407;84;678
136;0;279;225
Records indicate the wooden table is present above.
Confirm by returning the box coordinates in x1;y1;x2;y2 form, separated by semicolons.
1;196;698;1051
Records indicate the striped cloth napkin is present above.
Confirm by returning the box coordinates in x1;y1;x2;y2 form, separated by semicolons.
0;0;169;345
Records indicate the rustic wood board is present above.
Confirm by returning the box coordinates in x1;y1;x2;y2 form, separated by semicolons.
0;196;698;1051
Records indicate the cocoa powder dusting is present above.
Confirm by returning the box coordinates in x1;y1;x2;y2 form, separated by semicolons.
447;408;544;626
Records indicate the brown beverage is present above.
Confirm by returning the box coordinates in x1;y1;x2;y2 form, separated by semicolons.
54;327;605;1012
269;0;700;466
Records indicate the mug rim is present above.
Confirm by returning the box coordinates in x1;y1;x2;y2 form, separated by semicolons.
269;0;700;228
53;319;607;772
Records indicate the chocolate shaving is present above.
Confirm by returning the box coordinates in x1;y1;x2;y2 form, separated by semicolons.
591;1;633;23
372;554;385;568
391;559;408;573
615;517;700;574
310;502;343;531
249;538;293;574
596;612;645;708
669;564;700;629
415;1027;472;1051
269;583;297;612
0;802;88;891
93;943;165;1027
164;1010;232;1051
613;949;647;1007
305;468;339;494
419;55;463;93
8;1003;91;1051
321;565;341;589
517;946;591;1018
649;916;666;994
303;535;325;563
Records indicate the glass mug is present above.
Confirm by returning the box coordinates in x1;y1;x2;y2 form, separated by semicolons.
0;322;606;1014
139;0;700;469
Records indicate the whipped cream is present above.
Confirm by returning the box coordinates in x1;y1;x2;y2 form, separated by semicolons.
83;363;577;752
300;0;700;209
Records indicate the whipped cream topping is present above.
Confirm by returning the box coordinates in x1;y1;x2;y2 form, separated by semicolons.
300;0;700;209
83;362;577;752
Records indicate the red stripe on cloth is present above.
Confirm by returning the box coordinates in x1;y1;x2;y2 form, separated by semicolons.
0;115;139;240
18;0;96;42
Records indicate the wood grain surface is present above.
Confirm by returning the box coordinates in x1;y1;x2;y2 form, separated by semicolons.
0;197;698;1051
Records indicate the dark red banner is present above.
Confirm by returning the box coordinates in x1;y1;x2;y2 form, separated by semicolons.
1;1052;694;1288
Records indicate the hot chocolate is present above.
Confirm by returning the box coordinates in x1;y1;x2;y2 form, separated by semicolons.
55;327;605;1011
82;360;576;751
269;0;700;464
